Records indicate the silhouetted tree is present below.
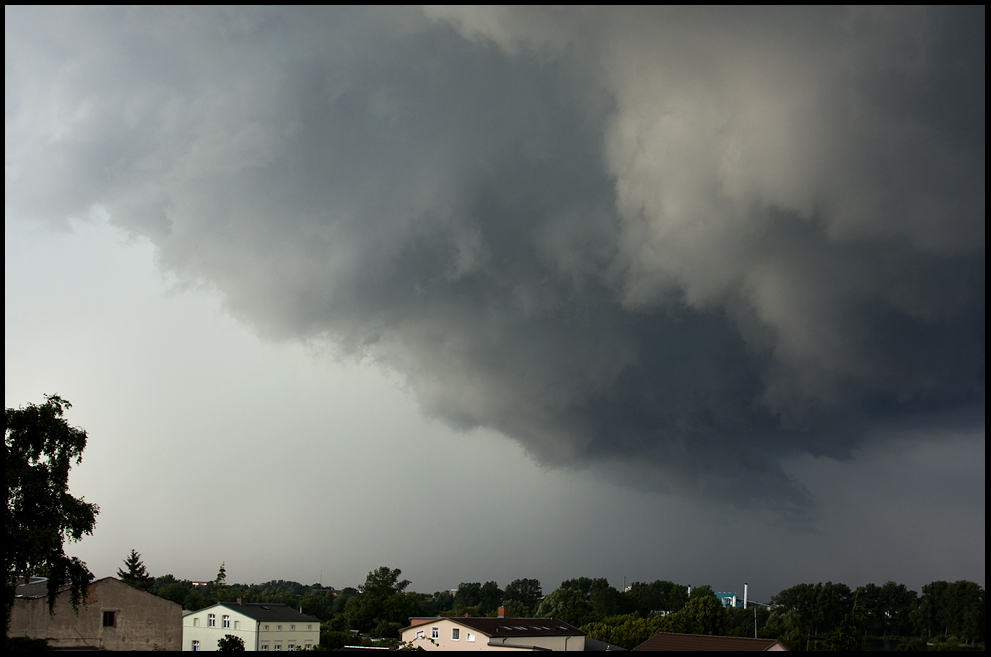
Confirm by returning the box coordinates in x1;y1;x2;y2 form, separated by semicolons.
5;395;99;631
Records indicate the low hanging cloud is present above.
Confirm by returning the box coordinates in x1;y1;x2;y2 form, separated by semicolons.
6;6;984;515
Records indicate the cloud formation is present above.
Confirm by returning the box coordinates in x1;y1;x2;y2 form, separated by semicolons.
6;7;984;514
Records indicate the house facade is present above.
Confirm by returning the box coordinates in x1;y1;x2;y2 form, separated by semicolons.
402;616;587;651
183;601;320;651
8;576;182;650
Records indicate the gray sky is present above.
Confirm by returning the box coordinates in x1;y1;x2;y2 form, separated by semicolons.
5;6;984;600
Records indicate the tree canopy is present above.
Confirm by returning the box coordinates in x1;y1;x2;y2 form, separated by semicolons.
504;578;542;607
218;633;246;651
360;567;410;600
5;395;99;631
626;580;688;617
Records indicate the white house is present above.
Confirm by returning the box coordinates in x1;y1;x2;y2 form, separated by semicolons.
401;616;587;651
183;601;320;651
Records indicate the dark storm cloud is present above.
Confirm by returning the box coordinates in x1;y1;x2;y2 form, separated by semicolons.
6;7;984;514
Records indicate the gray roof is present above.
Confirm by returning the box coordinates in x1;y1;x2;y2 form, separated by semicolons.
13;577;51;598
215;602;320;624
633;632;786;651
14;576;181;608
411;617;584;638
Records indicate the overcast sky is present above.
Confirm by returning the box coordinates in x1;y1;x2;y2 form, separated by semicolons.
5;6;984;600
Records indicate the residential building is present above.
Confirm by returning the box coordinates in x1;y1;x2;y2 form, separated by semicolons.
183;601;320;651
8;576;182;650
401;615;587;651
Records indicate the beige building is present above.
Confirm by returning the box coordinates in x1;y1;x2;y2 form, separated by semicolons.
401;616;587;651
183;601;320;651
8;576;182;650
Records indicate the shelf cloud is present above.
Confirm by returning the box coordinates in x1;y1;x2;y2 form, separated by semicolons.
6;6;984;516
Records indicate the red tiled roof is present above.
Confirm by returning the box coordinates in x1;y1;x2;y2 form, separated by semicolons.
633;632;786;651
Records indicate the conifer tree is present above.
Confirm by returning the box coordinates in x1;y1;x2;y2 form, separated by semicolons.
212;562;229;603
117;549;154;590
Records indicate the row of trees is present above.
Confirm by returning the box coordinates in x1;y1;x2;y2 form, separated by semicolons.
579;580;986;651
766;579;986;650
121;544;984;651
581;585;763;649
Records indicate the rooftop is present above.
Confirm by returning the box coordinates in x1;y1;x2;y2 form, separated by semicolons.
633;632;786;651
208;602;321;624
408;617;585;638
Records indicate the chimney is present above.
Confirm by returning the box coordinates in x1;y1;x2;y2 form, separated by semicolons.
237;598;243;605
497;606;508;619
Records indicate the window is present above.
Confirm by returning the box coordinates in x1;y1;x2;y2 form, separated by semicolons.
431;627;439;639
264;625;270;631
192;639;200;651
102;611;116;627
208;613;216;627
307;624;312;631
277;625;282;631
290;624;295;631
288;643;296;651
223;615;231;628
452;628;460;640
261;644;269;651
305;641;313;650
416;631;424;639
275;642;283;651
467;632;475;642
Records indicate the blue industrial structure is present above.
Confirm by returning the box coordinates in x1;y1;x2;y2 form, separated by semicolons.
716;591;743;608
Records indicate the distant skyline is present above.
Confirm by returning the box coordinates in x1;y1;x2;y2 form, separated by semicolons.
5;6;984;599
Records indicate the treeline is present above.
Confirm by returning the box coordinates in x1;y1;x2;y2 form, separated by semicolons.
764;580;986;651
122;554;984;650
583;579;985;651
